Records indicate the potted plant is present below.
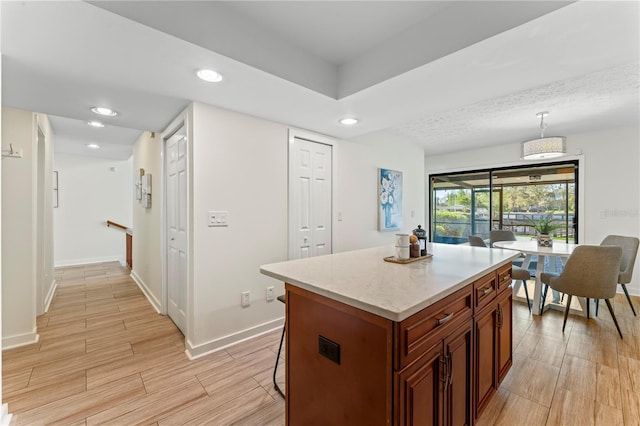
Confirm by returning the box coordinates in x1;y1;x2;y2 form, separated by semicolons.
527;213;562;247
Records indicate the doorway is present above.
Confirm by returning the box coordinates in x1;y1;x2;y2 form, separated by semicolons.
430;161;578;244
36;126;46;315
288;132;333;260
164;122;188;334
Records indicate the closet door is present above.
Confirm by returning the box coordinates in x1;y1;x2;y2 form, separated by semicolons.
289;137;332;259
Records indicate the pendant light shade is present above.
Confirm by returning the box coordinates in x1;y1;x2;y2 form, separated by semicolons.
522;136;566;160
521;112;567;160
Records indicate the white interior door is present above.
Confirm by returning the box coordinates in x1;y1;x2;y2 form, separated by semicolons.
166;126;188;334
289;137;332;259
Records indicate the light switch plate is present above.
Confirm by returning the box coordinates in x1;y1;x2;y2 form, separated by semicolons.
208;211;229;227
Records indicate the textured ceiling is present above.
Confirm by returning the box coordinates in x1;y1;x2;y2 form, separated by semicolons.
389;62;640;155
1;1;638;160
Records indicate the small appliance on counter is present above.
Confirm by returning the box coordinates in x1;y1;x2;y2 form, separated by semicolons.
412;225;428;256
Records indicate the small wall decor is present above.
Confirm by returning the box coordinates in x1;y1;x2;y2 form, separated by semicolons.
53;171;59;208
378;168;403;231
135;168;144;200
141;173;152;208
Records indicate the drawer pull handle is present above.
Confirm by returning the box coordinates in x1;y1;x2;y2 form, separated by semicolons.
436;312;454;326
502;274;511;282
482;287;494;295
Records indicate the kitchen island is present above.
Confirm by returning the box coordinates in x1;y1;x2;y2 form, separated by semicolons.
261;243;520;426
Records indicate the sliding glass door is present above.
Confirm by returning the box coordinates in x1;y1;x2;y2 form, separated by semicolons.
430;161;578;244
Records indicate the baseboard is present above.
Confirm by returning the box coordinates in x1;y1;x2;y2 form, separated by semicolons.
54;256;122;267
185;317;285;360
44;279;57;313
2;329;39;350
623;285;639;297
130;270;161;314
1;404;12;426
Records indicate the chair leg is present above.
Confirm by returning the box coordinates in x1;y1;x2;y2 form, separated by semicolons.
595;299;599;317
605;299;624;339
522;280;531;312
621;284;637;316
540;284;549;313
562;295;572;332
273;324;286;398
586;298;590;319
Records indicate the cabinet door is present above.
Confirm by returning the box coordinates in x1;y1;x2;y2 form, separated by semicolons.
497;290;513;383
475;304;497;418
444;321;473;426
396;341;445;426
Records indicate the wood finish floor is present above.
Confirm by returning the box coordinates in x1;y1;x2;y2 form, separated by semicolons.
3;262;640;425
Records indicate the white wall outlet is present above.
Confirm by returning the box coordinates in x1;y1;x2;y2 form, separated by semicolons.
241;291;250;307
266;286;275;302
208;211;229;227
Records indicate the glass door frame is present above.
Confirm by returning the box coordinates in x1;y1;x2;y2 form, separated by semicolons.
428;160;579;244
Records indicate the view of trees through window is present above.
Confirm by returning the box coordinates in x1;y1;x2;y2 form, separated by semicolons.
430;162;577;244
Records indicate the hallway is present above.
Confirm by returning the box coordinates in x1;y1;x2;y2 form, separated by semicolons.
2;262;285;425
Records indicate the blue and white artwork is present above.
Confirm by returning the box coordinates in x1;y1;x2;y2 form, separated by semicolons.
378;168;403;231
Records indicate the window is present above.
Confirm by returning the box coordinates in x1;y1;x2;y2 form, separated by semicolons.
430;161;578;244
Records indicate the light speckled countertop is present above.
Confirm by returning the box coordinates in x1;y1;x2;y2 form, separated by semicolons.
260;243;520;321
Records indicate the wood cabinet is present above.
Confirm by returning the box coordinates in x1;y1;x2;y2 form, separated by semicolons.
396;339;445;425
395;285;473;426
497;289;513;383
285;262;512;426
474;263;513;418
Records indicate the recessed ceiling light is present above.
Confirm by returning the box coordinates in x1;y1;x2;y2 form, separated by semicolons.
91;107;117;117
86;143;101;149
87;121;104;128
197;69;223;83
339;117;359;126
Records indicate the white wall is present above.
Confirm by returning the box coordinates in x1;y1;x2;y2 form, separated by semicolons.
188;102;289;356
128;103;426;358
425;125;640;295
0;41;7;423
131;131;163;311
335;131;426;252
53;153;133;266
1;107;54;348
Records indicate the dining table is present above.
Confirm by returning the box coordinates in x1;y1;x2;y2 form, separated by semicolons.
493;240;583;315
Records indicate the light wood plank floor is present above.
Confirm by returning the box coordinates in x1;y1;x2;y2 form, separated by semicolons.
3;262;640;425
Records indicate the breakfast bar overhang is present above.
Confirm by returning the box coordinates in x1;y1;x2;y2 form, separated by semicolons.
261;243;521;425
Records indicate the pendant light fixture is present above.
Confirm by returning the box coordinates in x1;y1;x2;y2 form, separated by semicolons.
521;111;566;160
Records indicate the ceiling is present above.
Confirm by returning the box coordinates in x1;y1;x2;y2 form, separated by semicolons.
2;1;638;161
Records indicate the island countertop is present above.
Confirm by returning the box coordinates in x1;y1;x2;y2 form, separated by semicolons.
260;242;520;321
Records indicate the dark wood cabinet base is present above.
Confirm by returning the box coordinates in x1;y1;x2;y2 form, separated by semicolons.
285;263;513;425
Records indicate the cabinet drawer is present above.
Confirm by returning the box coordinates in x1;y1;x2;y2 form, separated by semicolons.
396;285;472;370
474;271;497;311
497;263;513;294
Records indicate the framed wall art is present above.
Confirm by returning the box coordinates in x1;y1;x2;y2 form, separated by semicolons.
378;168;403;231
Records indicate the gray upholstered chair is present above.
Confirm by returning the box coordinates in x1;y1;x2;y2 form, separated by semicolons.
468;235;488;247
540;245;623;338
490;229;516;248
595;235;639;316
469;234;532;311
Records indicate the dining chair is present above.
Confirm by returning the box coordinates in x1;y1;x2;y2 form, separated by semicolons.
468;235;488;247
490;229;516;248
493;228;564;306
540;245;623;338
469;234;532;311
594;235;639;317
